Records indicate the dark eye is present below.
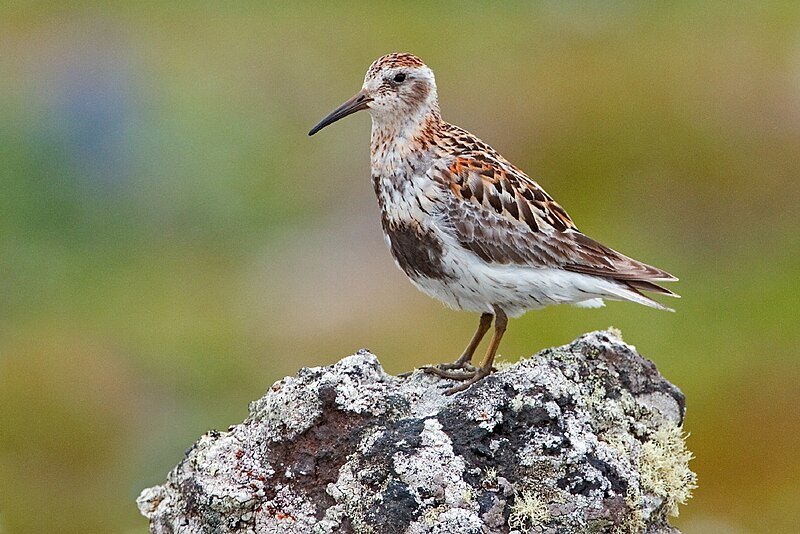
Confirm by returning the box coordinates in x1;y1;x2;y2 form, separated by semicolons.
393;73;406;83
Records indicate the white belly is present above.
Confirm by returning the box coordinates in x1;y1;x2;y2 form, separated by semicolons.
399;229;612;318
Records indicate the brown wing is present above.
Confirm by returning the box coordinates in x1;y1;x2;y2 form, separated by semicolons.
438;154;677;287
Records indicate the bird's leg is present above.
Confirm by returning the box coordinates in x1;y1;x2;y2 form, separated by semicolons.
397;312;494;380
445;307;507;395
423;312;492;378
442;313;493;369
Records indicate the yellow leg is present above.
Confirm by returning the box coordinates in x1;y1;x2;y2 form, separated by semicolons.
444;306;508;395
423;312;493;379
445;312;493;367
476;307;507;371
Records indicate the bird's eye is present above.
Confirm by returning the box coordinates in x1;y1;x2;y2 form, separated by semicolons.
393;73;406;83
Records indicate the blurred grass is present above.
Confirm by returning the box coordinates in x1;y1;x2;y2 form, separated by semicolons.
1;2;799;533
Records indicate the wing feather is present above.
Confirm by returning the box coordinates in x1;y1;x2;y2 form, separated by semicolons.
436;152;677;287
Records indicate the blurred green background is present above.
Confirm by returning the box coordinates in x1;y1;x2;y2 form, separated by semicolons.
1;2;799;533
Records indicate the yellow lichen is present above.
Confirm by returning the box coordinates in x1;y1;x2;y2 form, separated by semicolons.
422;505;447;527
481;467;498;489
494;357;515;371
638;424;697;516
606;326;623;341
601;429;633;457
611;485;646;534
508;490;550;530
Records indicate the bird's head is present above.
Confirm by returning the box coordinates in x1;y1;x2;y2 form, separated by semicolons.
309;53;439;136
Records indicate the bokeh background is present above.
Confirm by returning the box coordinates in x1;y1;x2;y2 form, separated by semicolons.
1;2;799;533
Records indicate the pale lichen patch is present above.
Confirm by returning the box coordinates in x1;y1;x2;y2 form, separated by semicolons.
638;424;697;517
508;490;551;530
393;418;470;509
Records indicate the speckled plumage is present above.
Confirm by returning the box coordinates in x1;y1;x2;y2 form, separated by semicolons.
310;53;678;392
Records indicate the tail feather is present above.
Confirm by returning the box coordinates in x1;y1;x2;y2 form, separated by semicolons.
626;279;680;298
604;280;676;312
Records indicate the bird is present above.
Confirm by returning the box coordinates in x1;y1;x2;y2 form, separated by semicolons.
308;52;678;394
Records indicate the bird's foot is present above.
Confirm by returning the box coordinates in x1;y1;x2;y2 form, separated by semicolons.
443;366;493;395
422;356;477;377
423;366;476;380
398;362;474;379
422;363;494;395
436;360;477;371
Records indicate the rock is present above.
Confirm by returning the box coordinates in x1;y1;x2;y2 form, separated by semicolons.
137;330;696;533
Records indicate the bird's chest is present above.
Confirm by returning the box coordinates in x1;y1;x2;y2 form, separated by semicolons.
373;172;435;225
371;151;449;281
371;142;440;224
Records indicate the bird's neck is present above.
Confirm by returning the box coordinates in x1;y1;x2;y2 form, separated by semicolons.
369;110;443;230
370;109;441;178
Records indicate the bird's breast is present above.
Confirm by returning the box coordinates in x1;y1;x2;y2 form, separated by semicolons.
371;164;450;281
371;140;441;224
380;216;450;281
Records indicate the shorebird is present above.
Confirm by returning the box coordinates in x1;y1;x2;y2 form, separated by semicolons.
309;53;677;394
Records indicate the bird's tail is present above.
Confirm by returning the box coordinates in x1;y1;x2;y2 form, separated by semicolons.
606;280;680;312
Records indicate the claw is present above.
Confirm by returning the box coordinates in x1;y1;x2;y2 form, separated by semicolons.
436;361;477;372
407;308;506;394
444;366;492;395
423;366;476;380
422;363;495;394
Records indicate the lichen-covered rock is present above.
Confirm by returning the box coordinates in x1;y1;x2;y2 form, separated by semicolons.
137;330;696;533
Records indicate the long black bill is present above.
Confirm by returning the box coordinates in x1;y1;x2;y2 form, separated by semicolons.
308;90;372;136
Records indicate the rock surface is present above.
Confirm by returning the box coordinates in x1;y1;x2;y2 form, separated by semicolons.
137;330;696;533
